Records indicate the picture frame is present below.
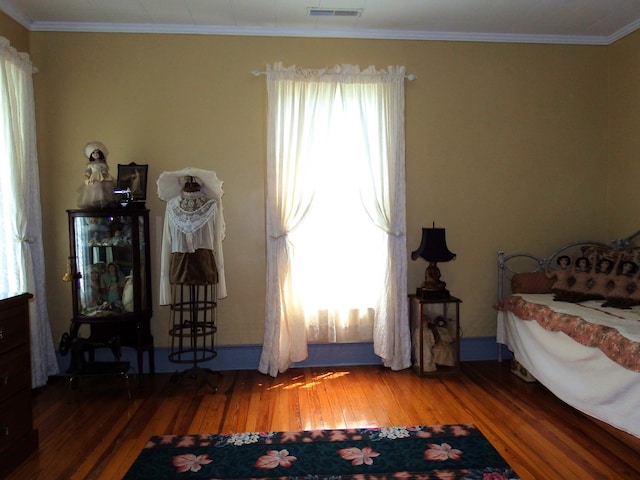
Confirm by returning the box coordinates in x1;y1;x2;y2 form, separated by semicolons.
117;163;148;201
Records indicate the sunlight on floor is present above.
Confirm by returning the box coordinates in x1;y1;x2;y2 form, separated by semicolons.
265;371;351;391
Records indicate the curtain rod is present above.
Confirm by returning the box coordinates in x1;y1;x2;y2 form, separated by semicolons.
250;69;417;81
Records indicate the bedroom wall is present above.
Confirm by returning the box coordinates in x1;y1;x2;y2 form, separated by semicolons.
4;26;608;359
27;32;609;351
607;29;640;241
0;9;28;52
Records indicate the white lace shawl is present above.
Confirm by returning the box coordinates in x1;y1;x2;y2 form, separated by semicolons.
157;168;227;303
166;195;216;252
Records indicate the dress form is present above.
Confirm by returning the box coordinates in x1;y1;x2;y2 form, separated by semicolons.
157;170;225;394
158;168;226;305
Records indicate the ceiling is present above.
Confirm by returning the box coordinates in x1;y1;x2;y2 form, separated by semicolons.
1;0;640;45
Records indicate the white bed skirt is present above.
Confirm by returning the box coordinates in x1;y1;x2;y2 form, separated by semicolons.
497;310;640;439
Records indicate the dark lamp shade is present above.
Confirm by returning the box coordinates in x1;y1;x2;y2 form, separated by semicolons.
411;227;456;263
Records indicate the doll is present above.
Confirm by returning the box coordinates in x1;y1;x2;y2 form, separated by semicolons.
431;316;455;367
546;255;575;293
414;318;437;373
102;262;124;310
83;264;105;312
602;260;640;308
78;141;115;208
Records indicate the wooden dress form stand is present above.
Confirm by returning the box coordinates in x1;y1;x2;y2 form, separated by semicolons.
167;282;218;394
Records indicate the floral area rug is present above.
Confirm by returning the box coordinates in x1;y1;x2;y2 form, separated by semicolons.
122;424;520;479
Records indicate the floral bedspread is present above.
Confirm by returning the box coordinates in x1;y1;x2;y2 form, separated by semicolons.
496;294;640;372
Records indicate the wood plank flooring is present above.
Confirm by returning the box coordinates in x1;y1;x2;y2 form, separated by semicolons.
5;361;640;480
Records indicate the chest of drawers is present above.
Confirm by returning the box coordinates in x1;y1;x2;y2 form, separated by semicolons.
0;293;38;477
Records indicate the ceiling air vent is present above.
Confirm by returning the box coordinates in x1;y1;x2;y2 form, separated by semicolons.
308;7;362;17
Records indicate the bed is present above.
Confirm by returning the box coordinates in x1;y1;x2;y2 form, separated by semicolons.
495;235;640;441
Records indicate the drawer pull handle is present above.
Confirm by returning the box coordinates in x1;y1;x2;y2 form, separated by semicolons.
0;425;8;437
0;328;3;340
0;373;8;385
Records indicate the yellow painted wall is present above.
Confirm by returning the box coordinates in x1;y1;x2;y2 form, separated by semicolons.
607;29;640;240
5;21;617;350
0;10;28;52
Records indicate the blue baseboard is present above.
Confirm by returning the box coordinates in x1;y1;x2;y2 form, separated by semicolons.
55;336;504;375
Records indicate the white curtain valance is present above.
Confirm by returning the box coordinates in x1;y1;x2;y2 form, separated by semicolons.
266;62;408;83
0;37;37;73
254;63;416;81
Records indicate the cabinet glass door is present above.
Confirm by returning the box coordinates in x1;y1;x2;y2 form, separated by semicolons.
73;215;136;317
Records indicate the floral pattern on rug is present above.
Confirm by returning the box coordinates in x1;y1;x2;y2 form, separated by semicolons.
123;424;520;479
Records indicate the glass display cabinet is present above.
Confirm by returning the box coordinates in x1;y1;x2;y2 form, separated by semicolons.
409;294;461;376
65;207;154;379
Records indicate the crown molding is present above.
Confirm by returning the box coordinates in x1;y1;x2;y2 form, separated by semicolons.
607;16;640;44
25;21;624;45
0;0;31;29
1;0;638;48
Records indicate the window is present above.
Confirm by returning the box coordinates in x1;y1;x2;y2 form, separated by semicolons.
288;87;387;342
0;111;21;294
0;38;58;386
259;63;411;376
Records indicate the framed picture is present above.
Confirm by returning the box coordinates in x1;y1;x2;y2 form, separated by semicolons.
117;163;148;201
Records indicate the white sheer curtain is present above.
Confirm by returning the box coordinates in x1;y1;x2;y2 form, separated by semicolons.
0;37;59;387
258;63;411;377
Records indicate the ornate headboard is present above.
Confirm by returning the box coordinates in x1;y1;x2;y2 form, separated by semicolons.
497;240;611;299
497;229;640;301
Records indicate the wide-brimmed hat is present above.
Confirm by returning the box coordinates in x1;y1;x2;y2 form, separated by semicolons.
84;141;109;159
156;167;224;202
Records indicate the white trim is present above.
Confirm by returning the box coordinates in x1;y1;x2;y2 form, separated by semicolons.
54;337;501;375
18;21;636;46
0;0;30;29
608;16;640;44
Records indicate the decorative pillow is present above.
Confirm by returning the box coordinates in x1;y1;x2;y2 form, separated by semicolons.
601;261;640;309
528;246;640;307
615;247;640;270
552;248;640;307
511;272;555;294
581;245;618;268
551;254;605;303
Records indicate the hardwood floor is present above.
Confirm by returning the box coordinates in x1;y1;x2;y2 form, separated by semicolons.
5;361;640;479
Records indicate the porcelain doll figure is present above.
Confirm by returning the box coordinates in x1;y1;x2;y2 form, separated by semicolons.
571;256;606;301
83;264;105;313
110;230;123;246
573;256;593;290
546;255;575;292
601;259;639;308
78;141;115;208
101;262;124;309
432;316;455;366
414;322;437;373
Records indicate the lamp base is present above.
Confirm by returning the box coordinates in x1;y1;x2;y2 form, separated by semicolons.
416;287;450;300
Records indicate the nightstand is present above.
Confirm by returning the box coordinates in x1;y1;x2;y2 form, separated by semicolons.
408;294;461;376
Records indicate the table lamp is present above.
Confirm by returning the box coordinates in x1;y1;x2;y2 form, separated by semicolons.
411;223;456;299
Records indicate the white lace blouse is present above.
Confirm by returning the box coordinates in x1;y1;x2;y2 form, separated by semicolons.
159;192;226;304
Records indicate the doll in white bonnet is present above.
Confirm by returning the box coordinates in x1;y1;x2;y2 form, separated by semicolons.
78;141;115;208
